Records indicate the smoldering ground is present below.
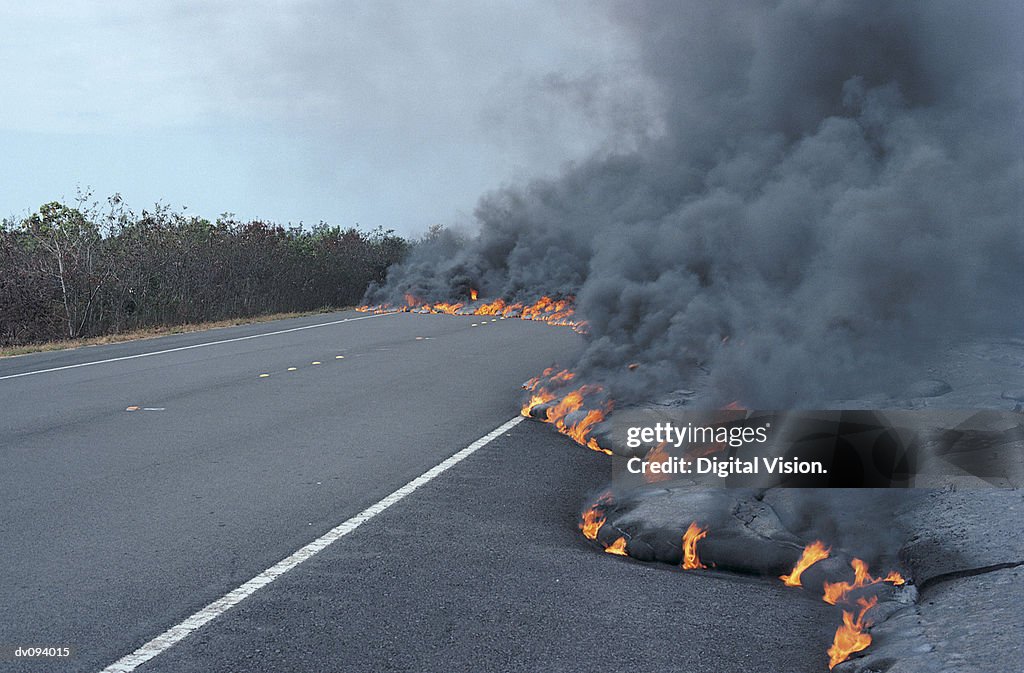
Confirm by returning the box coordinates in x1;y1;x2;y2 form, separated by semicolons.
592;485;919;579
366;1;1024;409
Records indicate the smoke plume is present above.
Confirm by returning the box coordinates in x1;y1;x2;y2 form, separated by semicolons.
365;1;1024;408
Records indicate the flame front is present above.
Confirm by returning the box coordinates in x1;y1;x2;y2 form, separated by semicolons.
883;571;906;586
519;370;613;455
579;491;615;541
827;596;878;669
604;537;628;556
780;541;831;587
359;294;585;331
823;558;905;605
681;522;708;570
521;390;556;418
579;507;606;541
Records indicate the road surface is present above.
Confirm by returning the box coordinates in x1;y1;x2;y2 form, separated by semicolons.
1;310;837;672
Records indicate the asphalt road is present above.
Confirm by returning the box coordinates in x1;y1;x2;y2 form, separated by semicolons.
1;310;837;672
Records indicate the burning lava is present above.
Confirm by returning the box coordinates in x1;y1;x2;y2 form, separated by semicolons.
827;596;879;669
358;292;586;332
604;537;629;556
521;368;613;456
363;292;911;670
681;522;709;570
775;541;906;668
579;491;613;541
780;540;830;587
579;491;632;557
823;558;906;605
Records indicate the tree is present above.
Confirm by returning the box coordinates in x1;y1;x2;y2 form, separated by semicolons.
19;202;111;338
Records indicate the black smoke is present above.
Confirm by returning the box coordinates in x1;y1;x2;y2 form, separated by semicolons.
365;1;1024;408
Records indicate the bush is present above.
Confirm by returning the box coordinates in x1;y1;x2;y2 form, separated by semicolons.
0;195;410;346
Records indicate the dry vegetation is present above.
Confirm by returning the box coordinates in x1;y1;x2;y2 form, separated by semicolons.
1;193;409;349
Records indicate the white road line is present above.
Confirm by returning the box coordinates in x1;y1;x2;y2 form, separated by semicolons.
98;415;524;673
0;313;394;381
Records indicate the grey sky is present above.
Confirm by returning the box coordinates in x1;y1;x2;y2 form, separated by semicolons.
0;1;655;235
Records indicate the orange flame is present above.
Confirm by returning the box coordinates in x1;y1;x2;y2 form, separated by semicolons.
519;371;613;455
548;388;613;455
523;367;564;391
780;541;831;587
823;558;905;605
884;571;906;586
827;596;877;669
522;367;556;392
681;522;708;570
521;391;556;417
475;298;507;316
430;302;464;315
813;558;905;666
579;508;606;541
604;537;628;556
358;294;586;330
579;491;614;541
563;408;608;451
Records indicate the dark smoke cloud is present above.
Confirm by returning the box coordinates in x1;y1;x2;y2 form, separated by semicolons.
366;1;1024;408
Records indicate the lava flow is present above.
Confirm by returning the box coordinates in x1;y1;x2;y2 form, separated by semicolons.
367;289;905;671
358;292;585;331
520;368;613;455
827;596;879;669
579;491;631;556
776;544;906;668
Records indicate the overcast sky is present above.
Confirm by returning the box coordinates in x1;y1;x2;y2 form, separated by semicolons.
0;1;656;235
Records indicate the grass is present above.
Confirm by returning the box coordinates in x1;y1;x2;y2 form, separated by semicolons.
0;308;347;358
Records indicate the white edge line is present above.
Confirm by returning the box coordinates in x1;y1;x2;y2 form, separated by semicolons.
98;415;524;673
0;312;394;381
